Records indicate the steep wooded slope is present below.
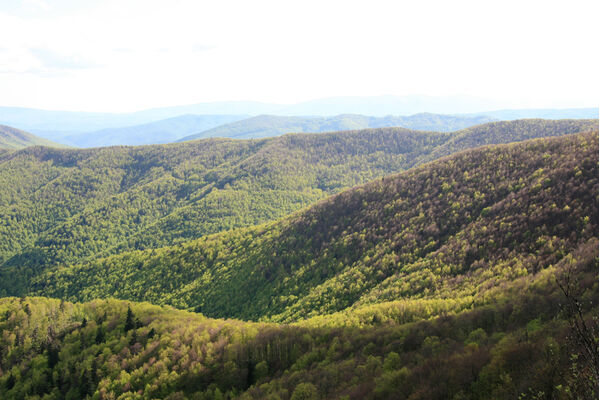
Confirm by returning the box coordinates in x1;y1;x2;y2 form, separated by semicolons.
0;128;444;292
31;131;599;324
1;119;598;297
3;244;599;399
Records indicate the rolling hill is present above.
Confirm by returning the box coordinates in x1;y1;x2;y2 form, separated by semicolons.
1;130;598;399
29;130;599;323
0;125;63;149
178;113;496;141
0;119;598;298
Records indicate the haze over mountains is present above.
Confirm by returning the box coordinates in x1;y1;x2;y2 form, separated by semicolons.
1;124;599;399
60;114;246;147
0;124;63;149
3;95;599;148
0;95;503;133
177;114;496;142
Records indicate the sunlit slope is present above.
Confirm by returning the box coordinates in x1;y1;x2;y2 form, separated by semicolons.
3;241;599;400
31;131;599;324
0;124;63;149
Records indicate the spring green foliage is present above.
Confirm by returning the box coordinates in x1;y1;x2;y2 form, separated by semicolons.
1;119;598;297
0;124;63;149
30;131;599;325
1;123;599;398
1;246;598;399
0;128;443;295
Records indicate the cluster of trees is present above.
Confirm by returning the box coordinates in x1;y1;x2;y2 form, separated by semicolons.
422;118;599;162
29;131;599;325
1;244;598;399
2;119;598;298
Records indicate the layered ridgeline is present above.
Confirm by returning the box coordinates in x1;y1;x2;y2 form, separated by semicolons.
1;119;599;297
29;130;599;326
0;126;446;292
0;125;63;149
58;114;246;147
2;128;599;399
178;113;495;141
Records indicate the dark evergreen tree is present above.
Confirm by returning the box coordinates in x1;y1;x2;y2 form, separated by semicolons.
124;306;135;332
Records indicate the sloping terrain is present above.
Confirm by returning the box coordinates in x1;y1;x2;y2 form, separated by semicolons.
1;119;598;297
1;125;599;399
30;131;599;324
0;127;445;293
2;154;598;398
0;125;63;149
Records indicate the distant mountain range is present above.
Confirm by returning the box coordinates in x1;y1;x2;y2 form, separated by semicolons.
0;124;63;149
0;95;501;133
470;107;599;120
178;113;496;142
1;95;599;147
60;114;246;147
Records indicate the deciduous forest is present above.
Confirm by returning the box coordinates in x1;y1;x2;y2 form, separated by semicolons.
0;121;598;399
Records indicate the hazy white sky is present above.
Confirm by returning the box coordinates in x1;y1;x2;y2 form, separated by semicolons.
0;0;598;112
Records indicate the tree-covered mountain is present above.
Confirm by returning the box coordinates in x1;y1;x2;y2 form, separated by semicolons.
28;130;599;325
1;119;598;298
1;125;599;399
1;177;598;399
0;125;63;149
178;113;495;141
59;114;246;147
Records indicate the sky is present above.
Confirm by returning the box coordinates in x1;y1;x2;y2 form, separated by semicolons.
0;0;598;112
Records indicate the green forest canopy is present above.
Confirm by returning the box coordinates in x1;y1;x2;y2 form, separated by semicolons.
1;119;598;297
0;125;599;399
28;131;599;324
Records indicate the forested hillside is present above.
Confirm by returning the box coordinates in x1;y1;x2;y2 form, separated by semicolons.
423;119;599;162
0;128;444;294
0;125;63;149
28;131;599;325
1;127;599;399
1;119;598;297
178;113;494;141
2;244;598;399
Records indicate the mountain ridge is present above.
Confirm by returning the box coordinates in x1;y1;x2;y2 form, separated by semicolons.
58;114;247;147
0;124;64;149
1;122;599;399
178;113;496;142
27;130;599;324
1;119;598;301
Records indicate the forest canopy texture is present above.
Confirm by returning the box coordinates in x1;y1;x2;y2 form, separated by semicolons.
0;121;599;399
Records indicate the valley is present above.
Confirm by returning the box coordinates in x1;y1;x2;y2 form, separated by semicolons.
0;120;598;399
